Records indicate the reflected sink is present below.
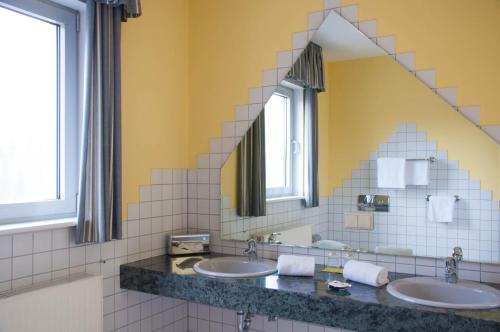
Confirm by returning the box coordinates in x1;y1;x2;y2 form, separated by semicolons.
387;277;500;309
193;256;277;278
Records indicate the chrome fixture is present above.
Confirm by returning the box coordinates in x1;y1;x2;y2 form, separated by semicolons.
358;194;389;212
244;238;258;261
237;311;252;331
268;232;282;244
445;247;463;283
426;195;460;202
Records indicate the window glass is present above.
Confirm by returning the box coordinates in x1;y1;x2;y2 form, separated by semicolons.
0;6;59;204
0;0;78;223
265;92;291;192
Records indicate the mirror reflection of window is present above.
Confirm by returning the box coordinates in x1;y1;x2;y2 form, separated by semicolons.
264;84;304;199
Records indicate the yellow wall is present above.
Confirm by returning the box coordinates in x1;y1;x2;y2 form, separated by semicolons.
121;0;190;217
341;0;500;125
188;0;324;167
318;67;330;196
327;56;500;197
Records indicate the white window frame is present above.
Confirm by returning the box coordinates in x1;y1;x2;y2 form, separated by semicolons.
0;0;78;225
265;83;304;200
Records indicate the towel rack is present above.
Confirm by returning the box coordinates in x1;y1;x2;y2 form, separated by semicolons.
407;157;436;163
426;195;460;202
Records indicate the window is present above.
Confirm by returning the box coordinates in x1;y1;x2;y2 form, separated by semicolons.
265;84;304;199
0;0;78;224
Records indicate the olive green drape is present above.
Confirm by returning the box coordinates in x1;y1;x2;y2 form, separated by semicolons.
237;113;266;217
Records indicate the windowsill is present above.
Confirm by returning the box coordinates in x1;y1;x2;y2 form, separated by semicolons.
0;218;77;236
266;196;305;203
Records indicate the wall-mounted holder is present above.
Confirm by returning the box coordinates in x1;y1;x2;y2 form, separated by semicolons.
426;195;460;202
358;194;389;212
407;156;436;163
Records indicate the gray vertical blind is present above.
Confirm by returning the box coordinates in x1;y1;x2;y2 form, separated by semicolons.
286;42;325;208
237;113;266;217
76;0;141;244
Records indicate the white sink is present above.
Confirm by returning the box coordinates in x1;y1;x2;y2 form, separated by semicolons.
387;277;500;309
193;256;277;278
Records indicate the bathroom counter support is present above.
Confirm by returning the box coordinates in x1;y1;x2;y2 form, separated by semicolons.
120;255;500;332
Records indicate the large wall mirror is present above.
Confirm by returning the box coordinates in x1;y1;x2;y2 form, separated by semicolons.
220;10;500;264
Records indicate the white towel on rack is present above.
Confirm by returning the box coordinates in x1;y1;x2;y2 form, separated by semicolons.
377;158;406;189
427;196;455;222
406;160;429;186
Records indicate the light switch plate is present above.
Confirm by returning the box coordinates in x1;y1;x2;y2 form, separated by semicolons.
357;214;374;230
344;213;358;229
344;213;374;230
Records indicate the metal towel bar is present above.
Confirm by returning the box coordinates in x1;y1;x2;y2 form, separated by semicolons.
426;195;460;202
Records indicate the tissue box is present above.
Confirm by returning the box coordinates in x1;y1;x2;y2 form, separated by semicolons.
166;234;210;256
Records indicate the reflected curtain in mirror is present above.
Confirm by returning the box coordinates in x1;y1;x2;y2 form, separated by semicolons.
237;113;266;217
286;42;324;208
304;89;319;208
76;0;142;244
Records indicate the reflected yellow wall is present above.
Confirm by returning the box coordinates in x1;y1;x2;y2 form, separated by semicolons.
121;0;190;217
341;0;500;125
327;57;500;197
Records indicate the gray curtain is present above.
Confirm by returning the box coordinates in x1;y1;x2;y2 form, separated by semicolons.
286;42;324;208
76;0;141;244
237;113;266;217
303;89;319;208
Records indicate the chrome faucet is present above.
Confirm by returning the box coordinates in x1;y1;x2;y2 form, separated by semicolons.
268;232;282;245
445;247;463;283
244;238;258;261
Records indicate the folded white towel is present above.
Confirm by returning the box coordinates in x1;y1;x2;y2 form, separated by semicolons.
377;158;406;189
343;260;389;287
277;255;315;277
312;240;349;251
374;246;413;256
406;160;429;186
427;196;455;222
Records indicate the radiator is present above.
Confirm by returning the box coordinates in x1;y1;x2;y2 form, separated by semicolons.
0;273;102;332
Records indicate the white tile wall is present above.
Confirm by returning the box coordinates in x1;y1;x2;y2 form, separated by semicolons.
220;197;328;241
328;123;500;263
0;168;189;332
187;302;353;332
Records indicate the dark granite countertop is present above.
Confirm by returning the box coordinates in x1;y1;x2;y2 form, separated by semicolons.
120;254;500;332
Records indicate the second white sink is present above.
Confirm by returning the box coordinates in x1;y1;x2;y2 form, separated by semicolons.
193;256;277;278
387;277;500;309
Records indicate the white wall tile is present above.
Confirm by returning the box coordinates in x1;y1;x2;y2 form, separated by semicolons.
52;229;69;250
13;233;33;257
12;255;32;279
33;231;52;253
